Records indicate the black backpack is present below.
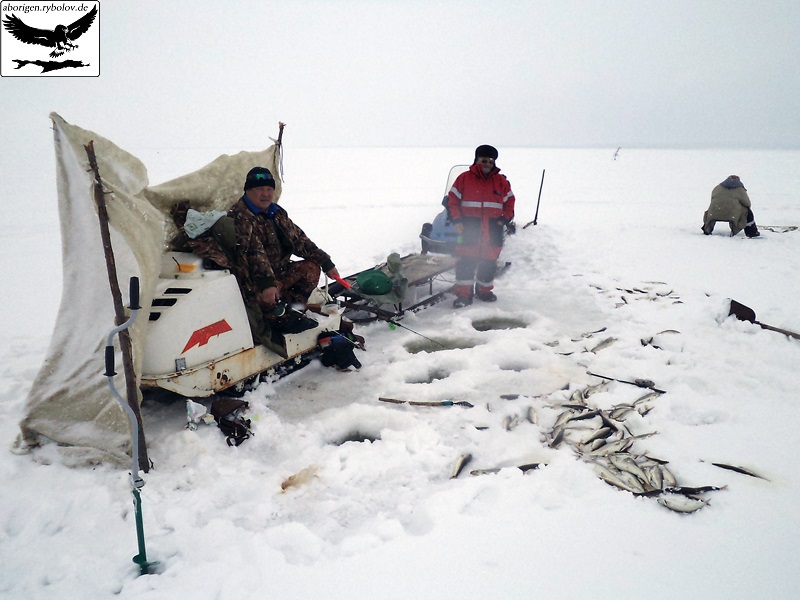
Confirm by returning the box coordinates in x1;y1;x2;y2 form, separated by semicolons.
210;397;253;446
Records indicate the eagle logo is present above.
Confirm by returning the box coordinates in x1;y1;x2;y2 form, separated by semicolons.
2;6;97;58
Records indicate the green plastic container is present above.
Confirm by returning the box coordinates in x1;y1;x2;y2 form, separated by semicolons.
357;269;393;295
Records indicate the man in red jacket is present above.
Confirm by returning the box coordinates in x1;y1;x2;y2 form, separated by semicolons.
447;145;516;308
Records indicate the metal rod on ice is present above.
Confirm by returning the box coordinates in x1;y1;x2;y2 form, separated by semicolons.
104;277;158;575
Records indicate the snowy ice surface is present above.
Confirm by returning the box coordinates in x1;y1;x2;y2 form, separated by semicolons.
2;147;800;599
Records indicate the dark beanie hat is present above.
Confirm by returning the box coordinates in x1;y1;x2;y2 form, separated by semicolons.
244;166;276;191
474;145;499;160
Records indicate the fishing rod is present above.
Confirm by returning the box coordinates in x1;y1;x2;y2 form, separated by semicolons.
327;273;448;349
345;298;448;349
385;318;448;349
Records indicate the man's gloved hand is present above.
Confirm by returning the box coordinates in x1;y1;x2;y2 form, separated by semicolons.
258;286;280;308
505;221;517;235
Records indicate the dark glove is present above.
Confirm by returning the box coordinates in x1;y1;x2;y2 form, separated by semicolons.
505;221;517;235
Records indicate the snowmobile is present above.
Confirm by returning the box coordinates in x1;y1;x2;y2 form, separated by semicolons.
419;164;469;255
139;251;343;398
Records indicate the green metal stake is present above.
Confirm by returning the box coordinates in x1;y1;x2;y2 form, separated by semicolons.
131;487;156;575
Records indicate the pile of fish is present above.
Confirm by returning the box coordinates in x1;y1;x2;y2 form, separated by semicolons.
546;380;725;513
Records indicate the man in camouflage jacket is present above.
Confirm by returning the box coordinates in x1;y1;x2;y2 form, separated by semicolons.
231;166;342;345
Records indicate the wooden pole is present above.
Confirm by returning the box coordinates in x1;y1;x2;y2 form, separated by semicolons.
276;121;285;181
85;141;150;472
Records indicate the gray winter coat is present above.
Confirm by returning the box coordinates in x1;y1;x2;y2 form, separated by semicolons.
704;177;751;235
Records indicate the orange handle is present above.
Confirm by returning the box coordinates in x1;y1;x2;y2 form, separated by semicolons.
333;274;351;290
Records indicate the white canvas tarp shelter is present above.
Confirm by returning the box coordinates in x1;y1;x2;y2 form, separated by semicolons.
16;113;281;465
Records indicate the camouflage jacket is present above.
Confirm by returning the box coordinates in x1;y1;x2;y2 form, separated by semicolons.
230;197;334;300
171;201;236;271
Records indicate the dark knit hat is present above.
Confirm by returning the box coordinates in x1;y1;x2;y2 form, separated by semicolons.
474;145;499;161
244;166;276;191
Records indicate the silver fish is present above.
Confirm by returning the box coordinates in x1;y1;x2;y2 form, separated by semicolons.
450;453;473;479
566;409;602;423
469;467;501;476
609;405;635;421
657;494;709;513
599;412;622;432
593;463;644;494
558;403;594;411
582;426;615;445
590;438;633;456
549;427;565;448
563;425;598;443
627;431;658;441
643;464;664;490
665;485;727;496
633;391;664;405
589;337;617;353
589;438;608;452
614;468;646;494
570;388;587;404
581;326;608;338
659;464;678;488
470;463;543;476
554;409;579;429
608;454;650;484
710;462;768;481
642;455;670;465
526;405;538;425
584;380;611;398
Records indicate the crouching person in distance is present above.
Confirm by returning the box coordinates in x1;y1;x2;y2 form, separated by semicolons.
447;144;516;308
231;166;343;353
702;174;760;238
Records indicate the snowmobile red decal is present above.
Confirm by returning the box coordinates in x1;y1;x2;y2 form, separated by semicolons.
181;319;233;353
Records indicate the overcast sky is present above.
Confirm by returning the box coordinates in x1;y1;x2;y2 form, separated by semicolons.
1;0;799;165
